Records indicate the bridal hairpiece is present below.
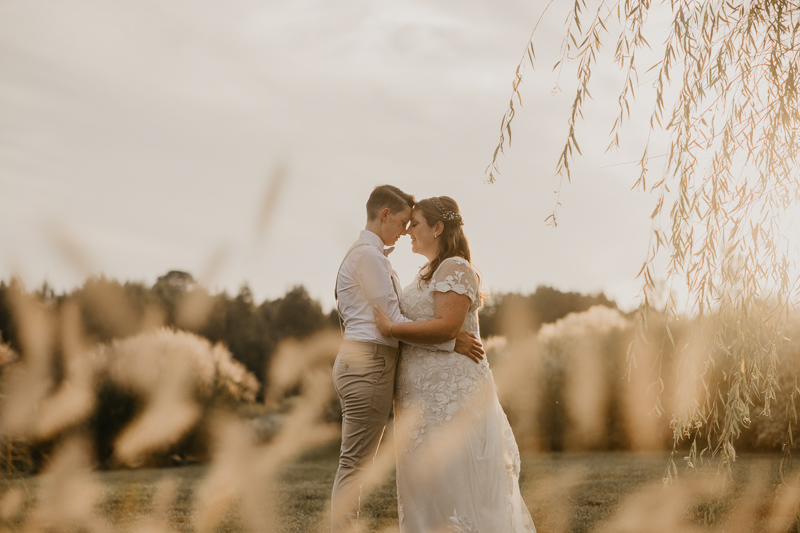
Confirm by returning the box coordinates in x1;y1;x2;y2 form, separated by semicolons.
431;197;463;224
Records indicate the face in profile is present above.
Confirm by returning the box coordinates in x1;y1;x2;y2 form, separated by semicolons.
382;205;412;246
407;208;438;258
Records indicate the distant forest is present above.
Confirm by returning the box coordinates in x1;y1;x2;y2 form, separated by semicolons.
0;270;620;396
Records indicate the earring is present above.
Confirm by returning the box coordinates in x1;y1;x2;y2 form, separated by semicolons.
434;233;438;238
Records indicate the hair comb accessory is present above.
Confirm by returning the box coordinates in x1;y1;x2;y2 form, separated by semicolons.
430;197;463;224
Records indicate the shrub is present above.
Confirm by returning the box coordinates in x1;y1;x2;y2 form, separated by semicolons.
496;306;674;452
496;305;800;455
536;306;631;451
90;328;260;467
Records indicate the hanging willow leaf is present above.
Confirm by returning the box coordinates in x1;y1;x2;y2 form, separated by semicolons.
488;0;800;473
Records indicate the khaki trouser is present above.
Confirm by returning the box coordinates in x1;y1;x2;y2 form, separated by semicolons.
330;340;398;533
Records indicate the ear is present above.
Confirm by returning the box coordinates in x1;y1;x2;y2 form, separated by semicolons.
435;221;445;235
380;207;391;222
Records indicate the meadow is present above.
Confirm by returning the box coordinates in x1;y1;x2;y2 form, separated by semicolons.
3;280;800;532
2;443;795;533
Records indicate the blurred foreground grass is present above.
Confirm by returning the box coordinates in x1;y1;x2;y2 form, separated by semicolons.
2;445;791;533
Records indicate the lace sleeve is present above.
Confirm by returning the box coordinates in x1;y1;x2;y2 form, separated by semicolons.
432;257;480;306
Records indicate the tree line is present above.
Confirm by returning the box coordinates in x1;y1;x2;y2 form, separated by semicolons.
4;271;797;467
0;270;619;398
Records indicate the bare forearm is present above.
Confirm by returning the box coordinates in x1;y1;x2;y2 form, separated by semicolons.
390;319;460;344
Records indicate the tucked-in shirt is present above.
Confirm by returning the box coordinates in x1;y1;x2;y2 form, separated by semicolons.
336;230;456;351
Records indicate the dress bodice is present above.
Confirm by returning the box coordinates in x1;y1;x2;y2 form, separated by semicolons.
396;256;489;450
399;256;481;336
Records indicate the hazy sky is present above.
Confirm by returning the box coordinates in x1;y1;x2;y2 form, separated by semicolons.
0;0;667;312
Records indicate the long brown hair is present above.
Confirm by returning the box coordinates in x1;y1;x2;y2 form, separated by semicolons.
416;197;484;301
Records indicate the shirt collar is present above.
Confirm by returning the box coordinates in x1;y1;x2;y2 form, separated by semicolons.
360;230;387;252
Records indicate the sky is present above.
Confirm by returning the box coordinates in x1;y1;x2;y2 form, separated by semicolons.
0;0;669;312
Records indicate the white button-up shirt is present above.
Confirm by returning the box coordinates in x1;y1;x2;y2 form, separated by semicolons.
336;230;455;351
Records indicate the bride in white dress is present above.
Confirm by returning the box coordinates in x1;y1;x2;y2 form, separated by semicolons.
374;196;535;533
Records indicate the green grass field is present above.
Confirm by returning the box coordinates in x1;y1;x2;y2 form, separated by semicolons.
1;444;792;533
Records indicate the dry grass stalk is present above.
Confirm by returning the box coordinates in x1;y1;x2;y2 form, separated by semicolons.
100;328;262;465
509;306;629;452
525;469;583;533
33;302;95;440
6;274;800;532
0;488;26;523
195;331;340;532
29;437;108;533
80;279;151;339
114;389;200;467
717;470;766;533
0;286;55;438
622;334;667;451
127;477;181;533
174;247;228;331
255;163;287;241
0;342;16;367
668;324;717;461
763;471;800;532
595;473;730;533
194;388;340;532
174;287;216;331
563;335;609;449
392;383;497;486
193;415;264;533
267;330;342;403
491;334;544;452
105;333;203;465
44;221;95;278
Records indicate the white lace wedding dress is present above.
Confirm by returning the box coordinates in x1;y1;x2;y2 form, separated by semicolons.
394;257;536;533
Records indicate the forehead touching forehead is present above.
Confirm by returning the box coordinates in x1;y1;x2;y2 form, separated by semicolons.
398;205;412;223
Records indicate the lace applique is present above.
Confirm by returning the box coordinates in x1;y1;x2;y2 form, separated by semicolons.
449;509;475;532
395;257;489;452
397;348;490;452
400;257;481;319
432;256;479;307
